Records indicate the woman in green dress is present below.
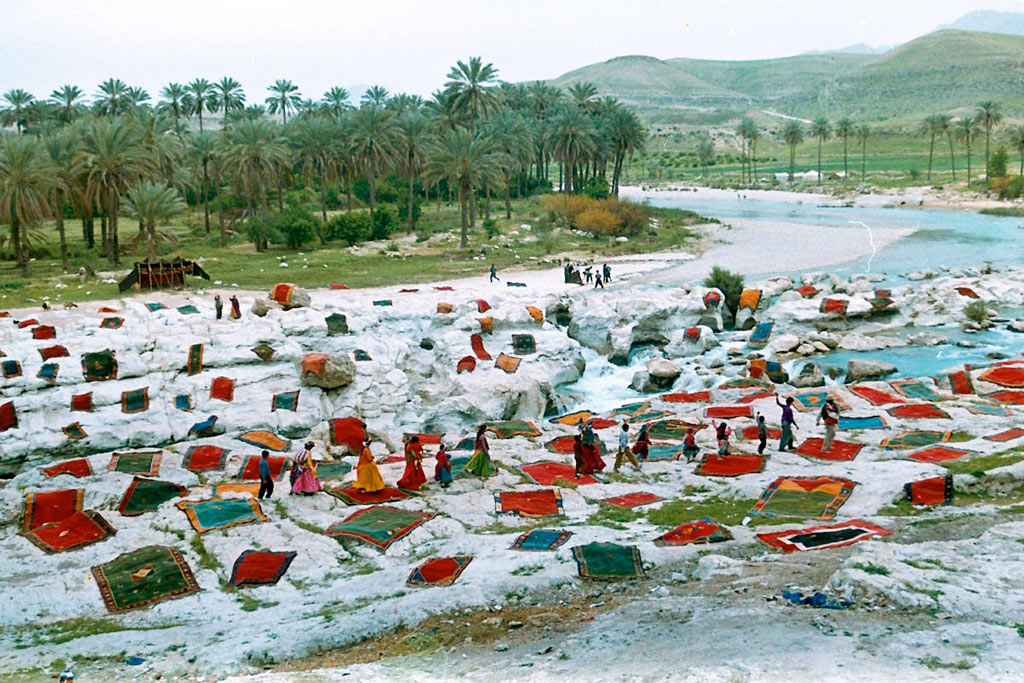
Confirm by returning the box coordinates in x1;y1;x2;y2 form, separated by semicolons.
462;424;494;477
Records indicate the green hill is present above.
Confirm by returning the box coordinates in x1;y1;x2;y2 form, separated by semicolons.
547;30;1024;126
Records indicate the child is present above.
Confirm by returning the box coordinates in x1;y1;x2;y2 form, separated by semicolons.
714;421;732;456
756;414;768;455
258;450;274;500
682;427;699;462
434;443;453;488
614;423;641;472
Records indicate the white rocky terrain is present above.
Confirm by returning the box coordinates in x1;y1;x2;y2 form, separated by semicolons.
2;256;1024;681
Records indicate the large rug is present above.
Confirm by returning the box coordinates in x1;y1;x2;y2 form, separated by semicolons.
326;486;411;505
177;498;269;533
848;385;904;406
23;489;83;531
118;477;188;516
695;453;767;476
316;462;353;480
661;391;712;404
21;510;115;553
329;417;366;452
889;379;943;401
887;404;951;420
704;405;753;419
794;438;863;462
520;461;599;486
237;430;291;452
905;474;953;505
654;518;732;546
988;390;1024;405
750;476;856;520
41;458;93;479
238;455;288;481
789;390;850;412
91;545;200;613
107;451;162;477
511;529;573;551
82;349;118;382
645;419;703;440
881;430;951;449
486;420;541;439
646;442;687;461
756;519;891;553
407;556;473;586
182;445;230;472
904;446;975;463
985;427;1024;443
228;550;297;587
967;403;1010;417
572;542;644;581
601;492;662;508
325;506;435;550
978;365;1024;388
838;416;888;430
495;490;563;517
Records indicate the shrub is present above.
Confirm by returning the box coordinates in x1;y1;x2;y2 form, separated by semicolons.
583;177;610;200
704;265;745;316
540;195;650;237
324;211;372;246
964;300;990;324
271;208;319;249
482;218;500;239
607;201;649;236
371;204;399;240
990;147;1009;179
998;176;1024;200
575;208;622;235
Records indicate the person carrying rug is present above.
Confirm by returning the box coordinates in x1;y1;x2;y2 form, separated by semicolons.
775;394;798;451
463;424;495;477
713;421;732;455
258;450;274;500
681;427;699;462
290;441;322;495
614;423;641;472
229;295;241;320
398;435;427;491
632;423;651;461
435;443;453;488
817;398;841;452
354;437;386;493
579;420;606;473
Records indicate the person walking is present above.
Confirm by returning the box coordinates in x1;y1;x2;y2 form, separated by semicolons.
614;423;641;472
397;435;427;491
775;394;798;451
681;427;699;462
353;438;386;493
594;272;604;289
633;423;651;462
229;295;241;320
573;433;586;478
290;441;322;495
579;419;606;473
214;294;223;320
434;443;453;488
713;421;732;455
584;266;593;284
257;450;274;500
756;414;768;455
603;264;611;282
463;424;495;477
817;397;841;452
489;264;499;283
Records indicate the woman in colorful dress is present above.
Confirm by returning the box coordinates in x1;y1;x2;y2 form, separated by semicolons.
434;443;453;488
633;423;651;461
229;295;241;319
353;437;385;493
462;424;495;477
579;420;606;473
397;435;427;491
291;441;322;495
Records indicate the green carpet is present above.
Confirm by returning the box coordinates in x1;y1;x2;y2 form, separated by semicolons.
91;545;199;613
572;542;644;580
118;477;187;516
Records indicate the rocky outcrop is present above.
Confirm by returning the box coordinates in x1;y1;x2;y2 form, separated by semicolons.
846;359;898;382
301;353;356;389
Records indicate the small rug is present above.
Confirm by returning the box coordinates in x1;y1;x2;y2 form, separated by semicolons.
695;453;767;476
849;384;904;406
118;477;188;516
1;360;21;378
838;416;887;430
601;492;662;508
979;365;1024;388
237;430;291;452
646;419;703;440
325;312;348;335
210;377;235;402
955;286;980;299
408;556;473;586
175;393;192;411
819;298;848;314
610;401;650;419
521;461;599;486
33;325;57;340
82;349;118;381
705;405;753;419
186;343;203;376
327;486;411;505
39;347;67;362
325;506;435;550
572;542;644;581
41;458;93;478
177;305;199;315
887;404;951;420
182;445;230;472
789;390;850;412
741;425;783;441
889;379;943;401
495;490;563;517
495;353;522;374
252;343;276;361
549;410;595;427
238;455;288;481
948;367;975;395
228;550;297;587
23;489;83;531
37;363;59;384
881;430;951;449
988;390;1024;405
750;476;856;520
120;388;149;414
271;391;300;412
457;356;476;373
177;498;269;533
794;438;863;462
316;462;353;480
100;317;124;330
144;302;166;311
107;451;162;477
470;333;492;360
905;446;975;463
353;349;372;361
756;519;891;553
967;403;1009;417
70;392;93;412
189;416;218;437
486;420;541;438
661;391;712;404
211;483;261;496
905;474;953;505
740;391;775;404
512;529;573;551
749;321;774;347
512;334;536;355
654;518;732;546
62;422;86;440
21;510;115;553
91;546;200;613
545;436;607;456
330;417;366;452
475;299;491;313
986;428;1024;443
526;305;544;322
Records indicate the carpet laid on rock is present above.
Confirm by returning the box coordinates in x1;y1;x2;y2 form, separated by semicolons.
228;550;297;587
177;498;269;533
182;445;230;472
794;438;863;462
520;461;599;486
756;519;891;553
118;477;188;516
495;490;563;517
695;453;767;476
905;474;953;505
325;506;435;550
326;486;411;505
654;518;732;546
41;458;93;478
238;455;288;481
91;545;200;613
904;445;975;463
407;556;473;586
750;476;856;520
511;528;573;551
23;489;83;532
572;542;644;580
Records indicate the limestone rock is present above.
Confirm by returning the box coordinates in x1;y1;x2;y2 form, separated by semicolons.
846;359;898;383
694;554;745;581
791;363;825;388
301;353;356;389
647;357;681;380
770;334;800;354
1009;318;1024;333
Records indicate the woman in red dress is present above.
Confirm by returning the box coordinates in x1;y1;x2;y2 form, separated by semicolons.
397;435;427;491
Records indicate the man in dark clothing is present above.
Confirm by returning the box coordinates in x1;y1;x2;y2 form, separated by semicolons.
603;264;611;282
594;272;604;289
214;294;223;320
775;394;798;451
258;450;274;499
489;264;499;282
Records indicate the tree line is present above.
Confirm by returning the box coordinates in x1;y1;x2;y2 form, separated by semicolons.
0;63;646;275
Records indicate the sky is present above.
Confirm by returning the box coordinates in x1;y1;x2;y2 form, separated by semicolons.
2;0;1024;105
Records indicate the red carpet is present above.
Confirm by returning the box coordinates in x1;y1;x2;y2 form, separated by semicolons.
979;366;1024;388
327;486;411;505
521;461;599;486
705;405;753;419
23;489;83;531
210;377;235;402
654;518;732;546
757;519;891;553
228;550;296;586
795;438;863;462
545;436;577;454
183;445;229;472
475;299;491;313
906;446;974;463
955;286;980;299
496;490;563;517
905;475;952;505
849;385;904;406
695;453;766;476
457;355;476;373
20;510;115;553
986;428;1024;443
407;556;473;586
470;334;492;360
662;391;711;404
330;417;366;452
41;458;93;478
601;492;662;508
887;404;951;420
989;390;1024;404
239;455;287;481
740;391;775;404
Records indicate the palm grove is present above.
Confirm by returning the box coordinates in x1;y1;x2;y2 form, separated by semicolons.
0;60;646;277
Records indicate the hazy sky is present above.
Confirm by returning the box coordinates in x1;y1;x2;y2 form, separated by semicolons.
2;0;1023;103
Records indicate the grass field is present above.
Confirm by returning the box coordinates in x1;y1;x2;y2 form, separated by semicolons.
0;196;706;310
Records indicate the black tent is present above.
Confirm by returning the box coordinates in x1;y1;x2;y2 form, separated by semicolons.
118;258;211;292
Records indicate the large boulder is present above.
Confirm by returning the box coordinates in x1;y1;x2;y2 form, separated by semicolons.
301;352;356;389
770;334;800;354
791;363;825;388
647;357;682;381
270;283;311;310
845;359;898;383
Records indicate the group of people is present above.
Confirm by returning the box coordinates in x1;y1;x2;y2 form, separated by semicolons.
708;393;842;457
213;294;242;320
256;440;323;499
563;261;612;289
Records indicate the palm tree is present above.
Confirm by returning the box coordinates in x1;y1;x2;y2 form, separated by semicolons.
1009;126;1024;177
219;118;288;249
94;78;130;116
696;136;714;180
185;78;215;132
835;117;853;181
2;89;36;133
49;85;84;124
936;114;955;182
426;129;501;248
737;118;755;184
78;116;153;264
395;111;429;231
159;83;190;134
348;105;399;214
291;117;341;224
782;121;803;181
445;57;499;130
568;82;599;110
265;79;301;124
956;116;978;184
190;132;217;233
810;116;830;185
43;129;83;270
548;105;597;194
214;77;246;121
0;136;56;274
125;87;151;109
322;87;350;119
606;107;645;195
361;86;389;107
921;115;943;181
856;124;870;180
977;101;1002;181
122;181;184;261
485;108;533;218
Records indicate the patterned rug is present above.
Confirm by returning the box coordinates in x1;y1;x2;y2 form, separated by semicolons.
495;490;563;517
407;556;473;586
741;425;783;441
107;451;162;477
21;510;115;553
237;431;291;452
601;492;662;508
316;462;353;480
572;542;644;580
23;489;83;532
182;445;230;472
757;519;891;553
978;365;1024;388
120;388;149;414
750;476;856;520
661;391;712;404
988;390;1024;405
511;529;573;551
887;403;951;420
238;455;288;482
905;474;953;505
186;343;203;376
705;405;753;419
849;384;904;406
271;391;300;412
495;353;522;374
512;334;536;355
646;419;703;440
177;498;269;533
91;546;200;613
326;486;411;505
881;430;951;449
789;390;850;412
986;428;1024;443
520;461;599;486
904;446;975;463
211;483;261;496
70;392;93;412
82;349;117;382
794;438;863;462
695;453;767;476
838;416;888;430
654;518;732;546
889;379;943;401
646;443;687;461
325;506;435;550
549;411;596;427
486;420;541;439
228;550;297;587
118;477;188;516
967;403;1010;417
470;333;492;360
210;377;235;402
41;458;93;478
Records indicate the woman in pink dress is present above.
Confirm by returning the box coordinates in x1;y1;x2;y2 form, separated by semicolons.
290;441;322;495
397;436;427;491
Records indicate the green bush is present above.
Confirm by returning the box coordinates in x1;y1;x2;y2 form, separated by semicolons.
703;265;745;316
999;176;1024;200
269;208;319;249
371;204;399;240
990;147;1009;179
324;212;372;246
482;218;499;240
583;177;610;200
964;300;990;324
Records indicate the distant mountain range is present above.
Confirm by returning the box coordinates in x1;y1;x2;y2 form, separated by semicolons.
546;12;1024;126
